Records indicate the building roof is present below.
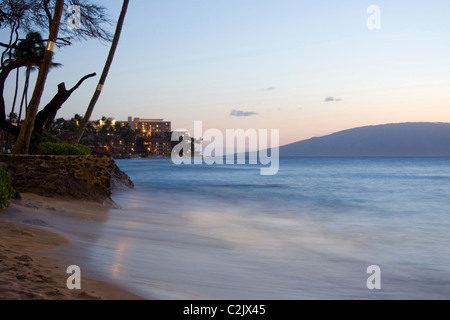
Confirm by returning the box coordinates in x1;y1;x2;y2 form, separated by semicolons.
134;118;166;122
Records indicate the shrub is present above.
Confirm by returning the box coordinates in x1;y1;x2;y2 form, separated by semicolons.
0;166;15;210
29;130;62;154
37;142;92;155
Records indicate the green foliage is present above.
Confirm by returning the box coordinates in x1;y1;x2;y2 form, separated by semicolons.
37;142;92;155
29;130;62;154
12;32;46;69
50;117;83;135
0;166;15;210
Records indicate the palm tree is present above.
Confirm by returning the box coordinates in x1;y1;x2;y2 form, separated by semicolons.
9;32;61;123
72;0;129;145
12;0;64;154
0;31;62;136
0;32;48;136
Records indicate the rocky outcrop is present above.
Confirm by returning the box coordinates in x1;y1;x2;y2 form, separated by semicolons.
111;159;134;191
0;155;133;204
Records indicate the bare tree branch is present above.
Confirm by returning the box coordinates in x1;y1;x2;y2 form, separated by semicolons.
42;0;53;29
34;72;96;132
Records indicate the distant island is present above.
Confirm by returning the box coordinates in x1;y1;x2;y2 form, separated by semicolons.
280;122;450;157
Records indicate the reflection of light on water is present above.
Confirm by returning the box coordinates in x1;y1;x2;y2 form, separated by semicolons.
110;240;129;279
111;263;120;277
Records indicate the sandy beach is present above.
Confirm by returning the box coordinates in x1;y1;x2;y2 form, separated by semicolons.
0;194;143;300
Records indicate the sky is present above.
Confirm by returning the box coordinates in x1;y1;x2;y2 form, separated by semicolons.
3;0;450;146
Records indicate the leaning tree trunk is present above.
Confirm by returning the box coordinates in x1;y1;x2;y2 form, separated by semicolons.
72;0;129;145
11;0;64;154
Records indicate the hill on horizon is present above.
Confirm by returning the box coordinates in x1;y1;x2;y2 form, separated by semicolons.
280;122;450;157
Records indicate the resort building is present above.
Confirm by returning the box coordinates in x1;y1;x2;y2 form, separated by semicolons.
136;137;172;156
84;116;174;156
123;117;171;136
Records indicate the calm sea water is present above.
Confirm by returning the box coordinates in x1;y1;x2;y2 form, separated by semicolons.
56;158;450;299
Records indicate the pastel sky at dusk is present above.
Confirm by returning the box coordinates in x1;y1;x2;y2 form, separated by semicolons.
3;0;450;146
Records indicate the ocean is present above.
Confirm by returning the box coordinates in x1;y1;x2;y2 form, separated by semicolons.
36;157;450;299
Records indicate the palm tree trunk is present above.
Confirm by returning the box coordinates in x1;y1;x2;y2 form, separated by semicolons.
10;68;19;118
72;0;129;145
11;0;64;154
0;61;23;136
24;68;29;112
18;67;30;123
4;68;20;151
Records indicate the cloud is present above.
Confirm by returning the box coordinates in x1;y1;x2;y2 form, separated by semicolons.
261;87;277;92
230;110;258;117
324;96;342;102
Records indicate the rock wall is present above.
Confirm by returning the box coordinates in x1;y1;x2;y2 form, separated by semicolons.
0;155;131;203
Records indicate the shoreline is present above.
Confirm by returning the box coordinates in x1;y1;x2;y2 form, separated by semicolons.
0;194;144;300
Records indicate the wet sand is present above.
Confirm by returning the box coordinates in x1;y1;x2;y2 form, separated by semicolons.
0;194;143;300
